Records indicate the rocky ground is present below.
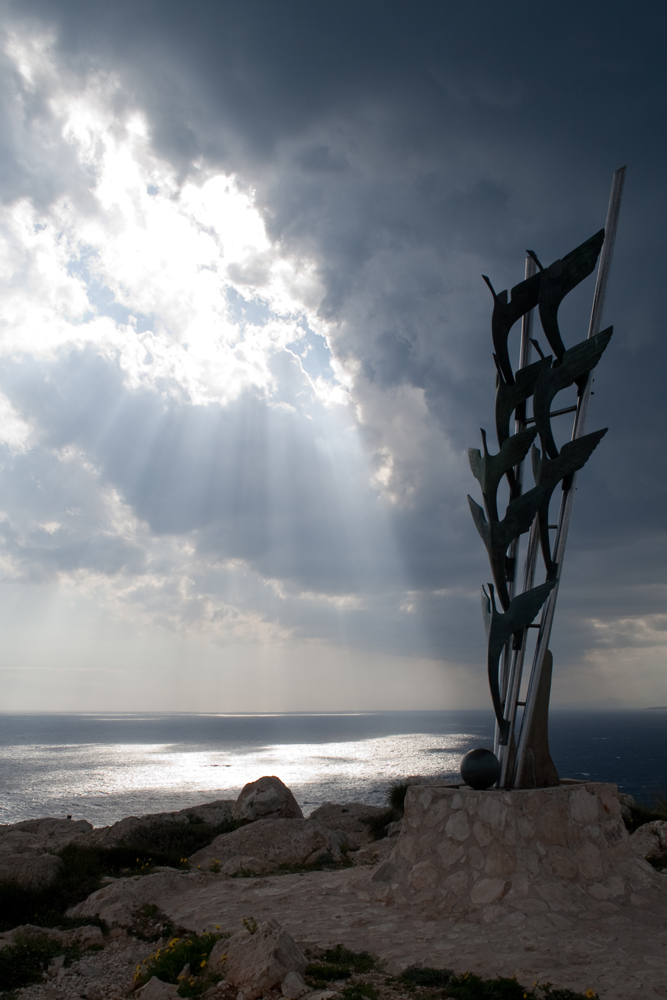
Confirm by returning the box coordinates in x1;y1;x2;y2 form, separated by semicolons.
2;775;667;1000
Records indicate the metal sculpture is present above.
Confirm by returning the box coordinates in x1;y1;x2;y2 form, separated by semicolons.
468;168;626;789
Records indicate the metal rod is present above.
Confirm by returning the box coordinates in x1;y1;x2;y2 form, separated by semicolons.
513;166;626;787
498;513;540;785
496;256;537;768
524;404;578;425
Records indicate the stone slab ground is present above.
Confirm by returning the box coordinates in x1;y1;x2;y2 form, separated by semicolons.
65;782;667;1000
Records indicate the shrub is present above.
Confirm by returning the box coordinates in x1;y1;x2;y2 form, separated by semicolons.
118;815;241;864
0;814;240;933
306;944;381;984
443;974;598;1000
340;984;378;1000
622;792;667;833
387;781;411;813
134;931;226;995
445;973;530;999
0;928;83;992
361;809;400;841
399;965;453;987
320;944;379;973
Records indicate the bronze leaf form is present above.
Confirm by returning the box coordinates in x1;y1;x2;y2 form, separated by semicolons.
535;230;605;361
481;580;557;745
468;426;538;521
482;269;542;385
531;428;608;575
468;481;551;610
532;327;613;459
495;357;545;447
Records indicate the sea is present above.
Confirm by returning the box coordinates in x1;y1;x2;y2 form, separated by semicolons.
1;710;666;828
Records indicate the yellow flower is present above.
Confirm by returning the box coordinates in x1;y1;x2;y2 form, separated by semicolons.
585;992;596;999
201;960;207;967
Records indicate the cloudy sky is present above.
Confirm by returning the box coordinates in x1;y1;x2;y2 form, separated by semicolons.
0;0;665;712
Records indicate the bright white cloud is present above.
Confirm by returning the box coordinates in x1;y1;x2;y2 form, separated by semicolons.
0;25;428;700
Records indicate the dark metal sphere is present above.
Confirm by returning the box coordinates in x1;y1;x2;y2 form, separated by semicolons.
460;748;500;790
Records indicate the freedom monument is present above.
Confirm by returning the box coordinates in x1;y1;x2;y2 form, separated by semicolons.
464;167;626;790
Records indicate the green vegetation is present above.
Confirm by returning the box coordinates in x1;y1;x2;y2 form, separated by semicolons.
400;965;454;988
0;928;90;992
387;780;412;813
0;814;240;934
622;795;667;833
396;966;597;1000
362;809;400;841
339;983;378;1000
134;931;227;998
306;944;381;986
118;814;241;862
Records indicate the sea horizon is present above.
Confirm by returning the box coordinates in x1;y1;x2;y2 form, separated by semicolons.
1;709;666;828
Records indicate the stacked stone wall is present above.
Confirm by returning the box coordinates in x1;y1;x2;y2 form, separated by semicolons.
370;781;664;922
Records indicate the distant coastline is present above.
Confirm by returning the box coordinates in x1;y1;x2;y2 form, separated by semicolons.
646;706;667;710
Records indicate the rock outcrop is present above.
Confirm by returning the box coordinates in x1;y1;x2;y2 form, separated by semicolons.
189;817;344;872
308;802;390;848
87;799;235;848
0;817;93;851
209;918;307;1000
0;923;104;951
233;776;303;822
629;818;667;860
0;818;94;888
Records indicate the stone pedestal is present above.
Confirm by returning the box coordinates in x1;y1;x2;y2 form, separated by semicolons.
370;781;664;922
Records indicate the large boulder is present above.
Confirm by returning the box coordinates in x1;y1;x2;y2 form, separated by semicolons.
233;777;302;822
629;820;667;860
208;919;307;1000
189;818;342;872
0;851;63;889
88;799;235;848
308;802;391;849
0;817;92;852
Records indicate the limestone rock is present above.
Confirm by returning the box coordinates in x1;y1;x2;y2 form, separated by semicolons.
0;817;93;852
137;976;179;1000
189;818;340;872
68;870;216;928
308;803;390;848
0;850;62;889
69;925;105;949
629;820;667;859
619;793;636;823
0;923;104;951
352;837;395;867
281;970;309;998
220;918;307;1000
88;799;235;848
221;855;265;876
207;936;230;973
233;776;303;823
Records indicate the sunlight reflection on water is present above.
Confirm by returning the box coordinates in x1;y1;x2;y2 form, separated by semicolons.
1;731;472;825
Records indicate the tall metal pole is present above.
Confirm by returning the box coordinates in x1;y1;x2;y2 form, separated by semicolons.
513;166;626;787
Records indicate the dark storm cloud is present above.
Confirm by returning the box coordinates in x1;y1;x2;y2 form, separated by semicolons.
1;0;666;680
